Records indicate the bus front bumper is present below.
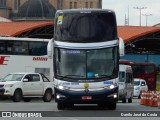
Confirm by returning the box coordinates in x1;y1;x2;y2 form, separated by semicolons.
55;87;118;104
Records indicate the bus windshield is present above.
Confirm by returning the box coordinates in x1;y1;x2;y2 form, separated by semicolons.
55;47;118;80
131;64;155;75
55;12;117;42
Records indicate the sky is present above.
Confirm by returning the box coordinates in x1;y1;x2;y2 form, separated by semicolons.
102;0;160;26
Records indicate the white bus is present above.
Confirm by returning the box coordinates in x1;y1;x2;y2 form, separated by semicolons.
48;9;124;110
0;37;53;81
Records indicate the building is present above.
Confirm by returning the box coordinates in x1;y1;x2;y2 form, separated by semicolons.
119;26;160;65
0;0;102;20
153;23;160;27
1;0;160;65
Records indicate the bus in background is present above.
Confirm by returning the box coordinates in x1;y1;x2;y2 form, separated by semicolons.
48;9;125;110
119;60;157;90
0;37;53;81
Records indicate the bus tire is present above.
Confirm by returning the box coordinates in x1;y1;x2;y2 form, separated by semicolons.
57;103;66;110
67;103;74;109
43;89;52;102
98;103;107;108
12;89;22;102
108;101;116;110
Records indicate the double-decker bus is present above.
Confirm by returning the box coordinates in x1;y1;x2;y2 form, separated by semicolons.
0;37;53;81
48;9;124;110
119;60;157;90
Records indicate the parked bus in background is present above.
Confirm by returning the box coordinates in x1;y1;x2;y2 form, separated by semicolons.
0;37;53;81
48;9;125;110
119;60;157;90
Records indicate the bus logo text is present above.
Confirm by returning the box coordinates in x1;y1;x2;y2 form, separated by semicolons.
33;57;48;61
0;56;10;65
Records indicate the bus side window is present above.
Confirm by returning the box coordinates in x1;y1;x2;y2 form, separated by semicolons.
29;42;47;56
0;41;5;54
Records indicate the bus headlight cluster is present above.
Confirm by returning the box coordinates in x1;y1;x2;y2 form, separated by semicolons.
56;94;66;99
104;84;116;89
108;93;117;98
56;85;70;90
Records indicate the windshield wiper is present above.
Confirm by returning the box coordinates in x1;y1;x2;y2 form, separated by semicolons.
98;75;115;79
59;75;84;79
65;75;84;78
98;74;116;79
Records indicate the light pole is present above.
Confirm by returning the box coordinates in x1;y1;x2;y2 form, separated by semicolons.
133;7;147;26
142;14;152;26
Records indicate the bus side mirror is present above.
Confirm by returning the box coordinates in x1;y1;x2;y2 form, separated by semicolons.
119;37;125;56
47;38;54;59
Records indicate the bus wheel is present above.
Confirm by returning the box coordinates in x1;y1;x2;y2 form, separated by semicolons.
98;103;107;109
108;102;116;110
12;89;22;102
43;89;52;102
57;103;66;110
67;103;74;109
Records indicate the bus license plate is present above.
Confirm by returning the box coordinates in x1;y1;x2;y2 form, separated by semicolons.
81;96;92;100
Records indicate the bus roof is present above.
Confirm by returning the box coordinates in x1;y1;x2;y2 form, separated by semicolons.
0;37;50;42
129;62;156;66
56;9;115;14
119;60;130;65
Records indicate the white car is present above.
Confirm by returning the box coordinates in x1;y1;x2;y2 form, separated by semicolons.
134;78;148;98
0;73;54;102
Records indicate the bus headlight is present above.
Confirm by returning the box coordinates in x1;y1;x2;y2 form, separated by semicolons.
109;85;115;89
56;85;70;90
56;94;66;99
104;84;116;89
